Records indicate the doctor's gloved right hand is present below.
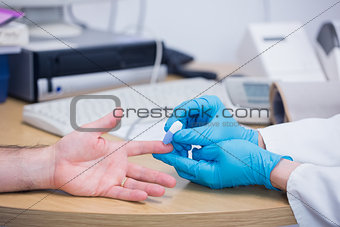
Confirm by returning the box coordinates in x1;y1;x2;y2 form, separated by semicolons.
165;95;259;146
154;140;292;190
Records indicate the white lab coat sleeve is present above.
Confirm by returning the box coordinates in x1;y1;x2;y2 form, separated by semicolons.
258;114;340;166
287;163;340;227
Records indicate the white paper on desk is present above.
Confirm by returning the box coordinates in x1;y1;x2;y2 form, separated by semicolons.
109;118;167;141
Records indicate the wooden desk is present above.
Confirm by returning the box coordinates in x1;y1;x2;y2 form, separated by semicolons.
0;70;296;226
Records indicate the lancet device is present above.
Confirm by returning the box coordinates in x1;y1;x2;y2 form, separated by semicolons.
163;121;183;144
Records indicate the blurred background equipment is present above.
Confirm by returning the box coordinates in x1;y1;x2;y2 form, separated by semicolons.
8;34;167;102
5;0;169;102
0;7;23;26
237;22;326;82
63;0;340;63
270;81;340;124
0;55;10;103
237;22;340;125
7;0;98;38
164;47;217;80
0;7;27;103
315;21;340;81
5;0;213;102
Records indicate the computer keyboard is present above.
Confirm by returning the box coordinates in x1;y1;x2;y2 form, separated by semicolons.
23;78;226;137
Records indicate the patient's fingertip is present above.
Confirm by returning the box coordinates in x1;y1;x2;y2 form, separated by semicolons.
136;191;148;201
151;185;166;197
112;108;123;119
168;177;177;188
158;141;173;151
159;187;166;196
165;143;173;150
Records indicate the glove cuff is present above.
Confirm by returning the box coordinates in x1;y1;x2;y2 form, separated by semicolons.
263;155;293;190
243;128;259;145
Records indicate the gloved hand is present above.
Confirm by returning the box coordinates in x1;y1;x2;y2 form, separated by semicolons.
165;95;258;147
154;140;292;190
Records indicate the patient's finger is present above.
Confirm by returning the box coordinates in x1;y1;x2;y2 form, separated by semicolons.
81;109;123;136
127;163;176;188
125;141;173;157
105;186;147;201
123;178;165;197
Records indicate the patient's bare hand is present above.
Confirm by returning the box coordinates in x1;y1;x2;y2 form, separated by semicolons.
51;110;176;201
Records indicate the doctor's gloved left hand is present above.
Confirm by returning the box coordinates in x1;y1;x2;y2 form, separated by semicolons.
154;140;292;190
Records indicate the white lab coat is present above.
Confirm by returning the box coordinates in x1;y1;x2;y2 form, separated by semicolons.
258;114;340;227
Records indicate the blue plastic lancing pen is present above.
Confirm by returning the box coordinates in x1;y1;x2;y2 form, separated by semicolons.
163;121;183;144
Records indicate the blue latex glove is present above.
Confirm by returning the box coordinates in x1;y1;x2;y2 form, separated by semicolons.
165;95;258;147
154;140;292;190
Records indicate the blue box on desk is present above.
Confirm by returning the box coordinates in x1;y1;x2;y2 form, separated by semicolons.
0;55;9;103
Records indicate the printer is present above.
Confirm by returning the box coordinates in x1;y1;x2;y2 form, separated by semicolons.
8;29;167;102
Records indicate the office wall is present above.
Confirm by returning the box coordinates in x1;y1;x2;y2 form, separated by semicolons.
73;0;340;63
